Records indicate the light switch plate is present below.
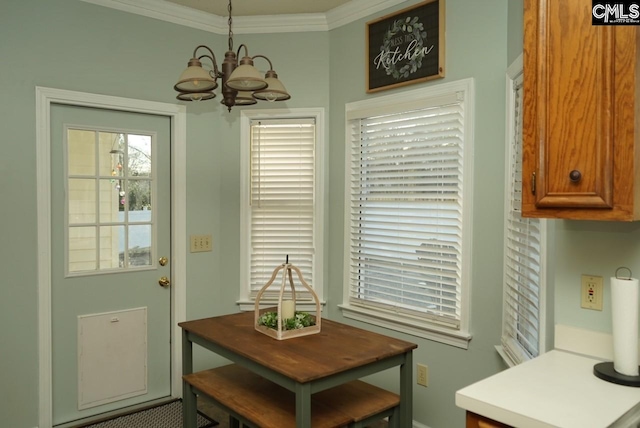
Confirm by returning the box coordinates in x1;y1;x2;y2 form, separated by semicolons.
190;234;212;253
417;364;428;387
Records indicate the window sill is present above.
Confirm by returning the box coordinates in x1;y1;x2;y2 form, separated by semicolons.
495;345;517;368
339;304;472;349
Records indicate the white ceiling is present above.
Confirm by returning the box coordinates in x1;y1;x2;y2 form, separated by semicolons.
164;0;354;17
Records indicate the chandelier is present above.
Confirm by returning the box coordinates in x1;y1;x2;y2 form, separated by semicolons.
173;0;291;111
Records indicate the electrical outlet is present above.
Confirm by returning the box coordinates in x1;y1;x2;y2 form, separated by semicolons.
581;274;603;311
417;364;428;387
190;234;213;253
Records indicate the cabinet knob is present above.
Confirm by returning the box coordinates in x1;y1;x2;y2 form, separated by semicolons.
569;170;582;183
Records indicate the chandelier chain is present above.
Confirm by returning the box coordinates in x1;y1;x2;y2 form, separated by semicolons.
227;0;233;51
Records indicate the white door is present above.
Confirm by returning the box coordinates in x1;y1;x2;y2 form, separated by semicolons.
50;104;172;425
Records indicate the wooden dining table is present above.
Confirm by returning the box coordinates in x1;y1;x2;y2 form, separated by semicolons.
179;311;418;427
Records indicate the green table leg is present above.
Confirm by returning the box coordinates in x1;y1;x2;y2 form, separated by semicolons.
182;330;195;428
295;382;312;427
183;382;197;428
399;351;413;427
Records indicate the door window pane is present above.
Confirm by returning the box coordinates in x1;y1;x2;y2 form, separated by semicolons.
99;179;122;223
68;129;96;175
128;179;152;213
99;225;124;269
69;179;96;224
66;127;155;274
69;226;97;272
128;224;152;266
99;132;125;177
128;134;152;177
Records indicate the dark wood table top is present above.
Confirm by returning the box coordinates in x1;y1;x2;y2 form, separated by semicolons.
179;311;417;383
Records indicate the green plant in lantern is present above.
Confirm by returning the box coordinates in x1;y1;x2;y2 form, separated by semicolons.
258;311;315;330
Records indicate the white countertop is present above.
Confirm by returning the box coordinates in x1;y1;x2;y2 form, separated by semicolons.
455;350;640;428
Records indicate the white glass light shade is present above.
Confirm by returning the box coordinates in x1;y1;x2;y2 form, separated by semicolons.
174;59;217;93
226;58;268;91
233;91;258;105
176;91;216;101
252;74;291;102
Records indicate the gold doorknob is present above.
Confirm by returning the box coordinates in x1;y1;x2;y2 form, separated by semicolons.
158;276;170;287
159;256;169;266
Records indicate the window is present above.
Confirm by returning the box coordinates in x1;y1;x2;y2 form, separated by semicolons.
65;128;155;275
239;109;324;309
499;55;547;366
342;79;474;348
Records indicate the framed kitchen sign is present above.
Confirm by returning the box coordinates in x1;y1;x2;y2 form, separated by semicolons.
366;0;445;93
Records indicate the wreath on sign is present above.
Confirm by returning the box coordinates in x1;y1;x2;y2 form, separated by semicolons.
380;16;428;79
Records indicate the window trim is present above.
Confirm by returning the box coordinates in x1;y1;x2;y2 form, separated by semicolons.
238;108;325;311
498;54;548;367
340;79;475;349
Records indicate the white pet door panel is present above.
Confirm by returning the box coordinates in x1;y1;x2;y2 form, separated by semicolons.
77;307;148;410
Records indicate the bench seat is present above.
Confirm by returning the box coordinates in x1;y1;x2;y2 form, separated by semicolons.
183;364;400;428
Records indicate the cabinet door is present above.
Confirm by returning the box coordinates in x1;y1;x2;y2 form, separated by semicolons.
466;411;512;428
524;0;614;209
522;0;639;220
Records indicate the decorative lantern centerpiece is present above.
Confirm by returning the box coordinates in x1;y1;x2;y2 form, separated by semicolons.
254;256;321;340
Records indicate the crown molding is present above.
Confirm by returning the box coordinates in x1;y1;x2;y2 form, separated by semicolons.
326;0;407;30
79;0;409;33
230;14;329;34
79;0;226;33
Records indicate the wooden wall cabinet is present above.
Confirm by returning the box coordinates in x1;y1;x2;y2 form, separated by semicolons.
523;0;640;220
466;411;512;428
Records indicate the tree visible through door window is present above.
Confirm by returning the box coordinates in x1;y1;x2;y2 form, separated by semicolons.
66;128;155;274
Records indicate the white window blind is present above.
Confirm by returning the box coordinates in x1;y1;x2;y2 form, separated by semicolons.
346;91;467;330
501;67;546;365
249;118;316;295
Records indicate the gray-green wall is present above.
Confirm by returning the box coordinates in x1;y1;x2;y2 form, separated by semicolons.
508;0;524;64
5;1;629;427
1;1;329;427
328;1;511;426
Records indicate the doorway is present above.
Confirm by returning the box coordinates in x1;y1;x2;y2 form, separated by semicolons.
36;87;187;428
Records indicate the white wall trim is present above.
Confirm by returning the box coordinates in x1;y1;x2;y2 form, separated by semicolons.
499;54;549;366
342;78;475;348
227;14;329;34
238;107;326;305
78;0;408;33
36;87;187;428
79;0;228;33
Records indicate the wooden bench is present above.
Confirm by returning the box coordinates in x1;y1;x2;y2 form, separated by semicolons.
183;364;400;428
313;379;399;428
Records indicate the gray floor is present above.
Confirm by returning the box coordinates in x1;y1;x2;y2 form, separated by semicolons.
197;396;388;428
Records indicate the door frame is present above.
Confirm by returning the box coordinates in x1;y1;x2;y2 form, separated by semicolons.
36;87;187;428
